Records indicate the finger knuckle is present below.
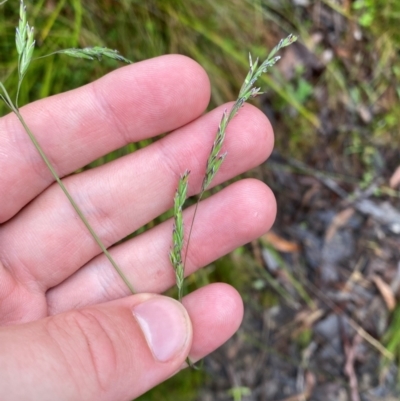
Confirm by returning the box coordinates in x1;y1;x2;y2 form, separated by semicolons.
46;309;119;393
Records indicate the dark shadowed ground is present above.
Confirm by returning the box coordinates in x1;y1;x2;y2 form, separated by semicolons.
195;2;400;400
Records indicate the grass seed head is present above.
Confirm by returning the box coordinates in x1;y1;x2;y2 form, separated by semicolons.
57;47;132;64
16;1;35;81
169;170;190;300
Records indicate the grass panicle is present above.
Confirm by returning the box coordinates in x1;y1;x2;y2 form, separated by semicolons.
19;24;34;79
15;0;35;103
171;34;298;301
0;0;135;294
202;109;228;191
36;47;133;64
203;34;297;194
169;170;190;302
15;0;27;56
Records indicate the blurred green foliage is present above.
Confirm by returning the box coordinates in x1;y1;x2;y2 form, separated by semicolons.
383;304;400;380
1;0;318;166
2;0;399;160
353;0;400;38
140;366;205;401
0;0;292;112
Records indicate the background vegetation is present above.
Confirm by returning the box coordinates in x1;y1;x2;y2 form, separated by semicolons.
1;0;400;400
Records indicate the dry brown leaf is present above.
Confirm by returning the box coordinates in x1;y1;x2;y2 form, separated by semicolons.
292;309;324;337
262;231;300;253
389;165;400;189
295;308;324;327
325;208;355;242
372;275;396;311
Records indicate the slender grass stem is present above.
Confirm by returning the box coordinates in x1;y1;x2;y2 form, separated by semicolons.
16;78;22;107
17;107;135;293
182;195;202;282
0;82;134;294
18;113;134;292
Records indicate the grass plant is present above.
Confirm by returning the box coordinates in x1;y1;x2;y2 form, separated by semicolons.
169;35;297;301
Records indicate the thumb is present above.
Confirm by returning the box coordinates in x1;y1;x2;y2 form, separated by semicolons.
0;294;192;401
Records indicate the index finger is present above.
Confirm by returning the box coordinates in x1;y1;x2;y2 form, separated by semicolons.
0;55;210;223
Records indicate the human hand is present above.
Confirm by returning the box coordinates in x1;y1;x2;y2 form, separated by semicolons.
0;55;276;401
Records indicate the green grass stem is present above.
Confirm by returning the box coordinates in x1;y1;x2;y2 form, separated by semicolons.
0;80;135;294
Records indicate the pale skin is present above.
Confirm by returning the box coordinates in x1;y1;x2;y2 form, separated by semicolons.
0;55;276;401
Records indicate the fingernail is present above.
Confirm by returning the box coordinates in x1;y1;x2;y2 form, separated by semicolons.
132;297;190;362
